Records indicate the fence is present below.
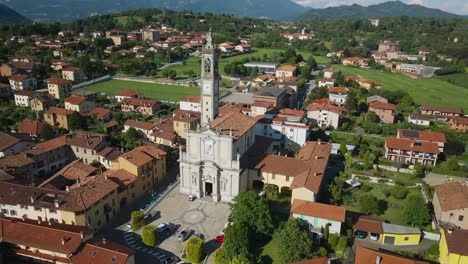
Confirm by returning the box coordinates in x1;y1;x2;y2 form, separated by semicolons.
72;75;111;90
376;164;414;174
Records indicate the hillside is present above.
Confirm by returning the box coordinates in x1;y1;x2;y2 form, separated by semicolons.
297;1;464;21
0;3;31;24
0;0;306;22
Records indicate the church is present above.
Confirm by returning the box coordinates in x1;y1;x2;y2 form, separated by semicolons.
178;31;258;202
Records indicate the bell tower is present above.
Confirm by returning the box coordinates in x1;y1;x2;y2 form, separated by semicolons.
200;30;219;126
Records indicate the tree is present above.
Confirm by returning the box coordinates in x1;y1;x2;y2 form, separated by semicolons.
339;144;348;154
213;247;225;264
336;237;348;256
403;195;431;227
359;195;384;215
323;223;330;241
231;191;273;235
391;186;408;199
223;223;254;261
306;55;317;69
68;111;87;131
185;237;205;263
130;211;144;231
366;112;380;123
344;152;353;171
141;225;159;247
362;150;375;170
230;256;251;264
329;180;344;204
343;90;358;113
275;218;313;263
41;123;54;140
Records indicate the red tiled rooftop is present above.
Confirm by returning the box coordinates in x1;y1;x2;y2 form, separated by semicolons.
64;95;86;105
386;137;439;154
291;200;346;222
46;77;71;85
306;103;342;115
328;87;348;94
369;101;396;111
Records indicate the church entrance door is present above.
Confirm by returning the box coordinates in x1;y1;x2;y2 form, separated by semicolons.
205;182;213;197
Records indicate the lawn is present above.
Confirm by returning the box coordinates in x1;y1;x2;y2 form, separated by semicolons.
78;79;200;102
436;73;468;89
165;48;318;77
335;65;468;111
258;213;288;264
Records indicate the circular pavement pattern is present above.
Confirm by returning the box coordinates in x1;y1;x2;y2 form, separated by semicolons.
181;208;207;224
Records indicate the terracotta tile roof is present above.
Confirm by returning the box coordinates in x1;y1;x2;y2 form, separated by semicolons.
32;136;67;153
119;145;166;167
210;111;257;140
398;129;446;143
62;66;81;72
9;74;31;82
103;120;119;128
324;68;337;73
312;98;335;105
355;246;428;264
46;107;75;116
180;95;200;103
254;87;284;98
98;147;124;161
46;77;71;85
0;131;22;151
14;90;35;96
0;152;34;168
0;218;91;255
154;118;175;133
38;160;98;190
121;98;160;107
434;182;468;211
66;131;107;150
0;83;11;89
277;64;297;72
124;119;156;131
409;113;430;121
115;89;143;97
152;131;177;141
291;199;346;222
353;215;385;234
385;137;439;154
64;95;86;105
89;107;112;118
452;116;468;125
369;101;396;111
71;238;135;264
252;101;274;108
279;108;305;118
290;257;329;264
420;105;462;115
173;109;201;123
306;103;342;115
328;87;348;94
443;228;468;256
319;78;335;82
0;170;15;181
105;169;137;187
17;119;45;136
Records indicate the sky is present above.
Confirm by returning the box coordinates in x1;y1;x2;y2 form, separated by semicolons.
293;0;468;15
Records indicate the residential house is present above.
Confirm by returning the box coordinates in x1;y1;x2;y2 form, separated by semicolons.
318;78;335;88
0;218;135;264
64;95;96;113
121;98;160;115
378;40;400;52
323;68;338;78
450;117;468;132
346;75;382;89
439;228;468;264
420;105;462;120
276;65;297;78
291;199;346;235
30;93;57;111
354;216;385;242
408;113;431;127
16;119;46;137
252;141;332;204
87;107;112;121
397;129;446;153
354;216;421;246
67;131;109;164
110;35;126;46
0;83;12;98
150;118;178;148
368;101;396;124
355;245;428;264
235;44;251;53
142;28;160;42
0;131;35;158
14;90;35;107
369;18;381;27
62;66;84;82
395;64;438;78
306;103;342;129
114;89;144;102
44;107;75;130
123;120;156;139
97;147;124;169
342;57;370;67
281;33;314;40
433;182;468;230
173;110;200;139
71;89;97;101
384;137;439;166
367;95;388;104
251;101;274;117
244;62;279;75
253;87;285;109
9;75;37;91
328;87;348;106
180;95;201;112
46;77;72;99
254;74;276;86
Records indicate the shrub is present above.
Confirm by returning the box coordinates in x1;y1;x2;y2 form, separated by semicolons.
391;187;408;199
141;225;158;247
185;237;205;263
336;237;348;255
213;247;225;264
328;234;339;248
131;211;144;231
361;184;372;192
359;194;384;215
318;247;328;257
427;243;439;259
382;188;391;198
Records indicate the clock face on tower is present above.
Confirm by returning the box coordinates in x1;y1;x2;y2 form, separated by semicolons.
204;83;211;93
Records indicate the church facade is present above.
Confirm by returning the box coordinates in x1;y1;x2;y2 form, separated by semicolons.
179;31;257;202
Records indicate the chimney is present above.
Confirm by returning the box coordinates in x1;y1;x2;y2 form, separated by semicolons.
447;228;454;234
80;231;84;239
54;199;60;208
376;256;381;264
62;237;66;245
66;186;70;192
104;175;108;180
102;238;107;244
30;195;35;203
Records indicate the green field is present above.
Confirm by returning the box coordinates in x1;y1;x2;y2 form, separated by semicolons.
335;65;468;111
165;48;318;77
436;73;468;89
79;80;200;101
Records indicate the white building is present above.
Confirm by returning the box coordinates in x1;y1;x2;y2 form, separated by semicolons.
408;113;431;127
180;95;201;113
318;78;335;88
14;91;35;107
291;199;346;235
179;32;258;202
9;75;37;91
244;62;280;75
323;68;338;79
0;131;35;158
306;103;342;129
328;87;348;106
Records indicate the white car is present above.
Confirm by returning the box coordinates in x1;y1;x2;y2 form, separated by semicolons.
370;233;379;241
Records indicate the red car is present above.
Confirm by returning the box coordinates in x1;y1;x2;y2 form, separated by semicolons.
215;235;225;244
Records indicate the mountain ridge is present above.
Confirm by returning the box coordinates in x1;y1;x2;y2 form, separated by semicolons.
296;1;465;21
0;3;31;24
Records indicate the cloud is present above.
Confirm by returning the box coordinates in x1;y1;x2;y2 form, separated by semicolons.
408;0;424;4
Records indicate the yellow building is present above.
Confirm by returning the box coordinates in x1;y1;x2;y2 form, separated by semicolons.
30;93;56;112
44;107;74;130
46;77;72;99
380;223;422;245
173;109;200;139
439;228;468;264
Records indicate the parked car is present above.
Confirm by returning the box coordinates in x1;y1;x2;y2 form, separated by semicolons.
160;256;180;264
356;231;367;239
215;235;225;244
126;222;131;229
177;229;191;241
370;233;379;241
157;223;171;234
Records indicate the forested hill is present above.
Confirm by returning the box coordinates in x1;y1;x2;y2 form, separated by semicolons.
0;3;31;24
0;0;306;22
297;1;465;21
